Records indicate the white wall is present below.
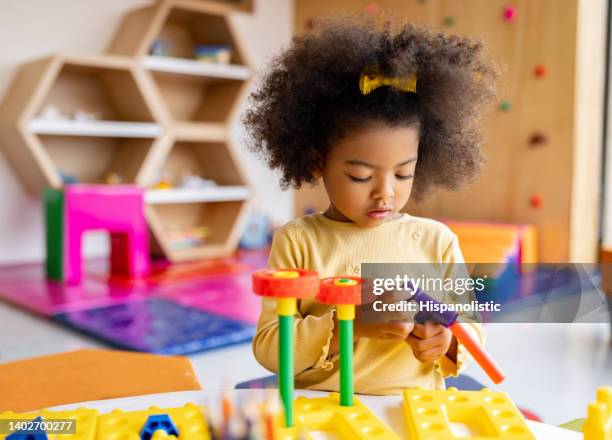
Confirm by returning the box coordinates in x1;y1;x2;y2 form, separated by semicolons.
0;0;294;264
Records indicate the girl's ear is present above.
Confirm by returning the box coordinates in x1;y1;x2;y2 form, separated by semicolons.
312;168;322;179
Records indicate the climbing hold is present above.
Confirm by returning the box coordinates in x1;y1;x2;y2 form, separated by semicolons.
499;101;511;111
364;3;381;15
305;17;316;30
443;16;454;27
530;195;542;209
503;5;516;21
529;132;549;147
534;64;547;78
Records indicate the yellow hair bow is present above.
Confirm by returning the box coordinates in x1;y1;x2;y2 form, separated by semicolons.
359;68;417;95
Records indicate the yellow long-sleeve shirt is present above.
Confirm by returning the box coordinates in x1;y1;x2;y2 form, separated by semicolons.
252;213;485;395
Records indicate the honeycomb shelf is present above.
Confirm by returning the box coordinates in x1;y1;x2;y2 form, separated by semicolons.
0;54;164;190
109;0;250;125
147;199;250;261
0;0;253;262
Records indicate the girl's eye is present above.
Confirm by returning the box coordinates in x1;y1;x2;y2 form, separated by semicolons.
347;175;371;183
396;174;414;181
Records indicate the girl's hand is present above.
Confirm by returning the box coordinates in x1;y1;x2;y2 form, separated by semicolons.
406;322;456;364
328;317;414;356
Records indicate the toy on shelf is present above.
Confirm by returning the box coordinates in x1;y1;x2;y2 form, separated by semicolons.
153;180;173;190
44;184;150;284
194;45;232;63
150;38;173;57
39;104;65;120
317;277;362;406
104;171;124;185
239;211;272;250
403;387;534;439
72;109;101;122
180;173;216;189
59;171;79;185
152;170;218;192
167;225;211;250
583;386;612;440
252;269;319;428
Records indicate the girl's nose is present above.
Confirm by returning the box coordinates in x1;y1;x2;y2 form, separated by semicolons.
372;176;394;201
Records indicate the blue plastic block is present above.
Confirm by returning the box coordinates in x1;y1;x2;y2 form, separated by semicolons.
140;414;179;440
53;298;256;355
6;416;48;440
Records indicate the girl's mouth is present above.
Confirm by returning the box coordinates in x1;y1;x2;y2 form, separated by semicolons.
367;208;391;220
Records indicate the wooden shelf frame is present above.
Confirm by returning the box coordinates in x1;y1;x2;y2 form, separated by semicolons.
141;134;252;260
0;0;253;262
109;1;251;127
0;54;166;191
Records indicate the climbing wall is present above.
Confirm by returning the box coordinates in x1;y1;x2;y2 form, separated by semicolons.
293;0;606;263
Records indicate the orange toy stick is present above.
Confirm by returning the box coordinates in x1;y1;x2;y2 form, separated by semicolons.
449;322;506;384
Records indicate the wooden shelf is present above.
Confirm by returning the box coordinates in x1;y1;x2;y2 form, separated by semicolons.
39;135;158;184
146;185;251;204
153;139;248;187
27;119;162;138
0;0;253;262
147;199;250;261
143;56;249;80
109;1;250;126
0;54;163;192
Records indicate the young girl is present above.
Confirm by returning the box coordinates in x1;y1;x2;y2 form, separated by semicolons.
244;16;496;395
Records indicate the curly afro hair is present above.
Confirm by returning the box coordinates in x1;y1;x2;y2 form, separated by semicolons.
243;15;497;200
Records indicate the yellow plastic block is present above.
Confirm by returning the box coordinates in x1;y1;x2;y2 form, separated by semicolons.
275;393;400;439
97;403;210;440
583;386;612;440
403;387;535;439
0;408;98;440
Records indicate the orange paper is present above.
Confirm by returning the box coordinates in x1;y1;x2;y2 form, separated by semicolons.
0;349;201;412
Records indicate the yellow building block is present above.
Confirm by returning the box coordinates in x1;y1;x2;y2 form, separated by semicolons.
0;408;98;440
97;403;210;440
583;386;612;440
275;393;401;440
403;387;535;440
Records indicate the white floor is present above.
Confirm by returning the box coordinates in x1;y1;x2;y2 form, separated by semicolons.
0;301;610;426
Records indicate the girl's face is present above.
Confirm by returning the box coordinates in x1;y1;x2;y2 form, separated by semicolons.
321;123;419;228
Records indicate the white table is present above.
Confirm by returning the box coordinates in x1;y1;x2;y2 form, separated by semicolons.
49;390;581;439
